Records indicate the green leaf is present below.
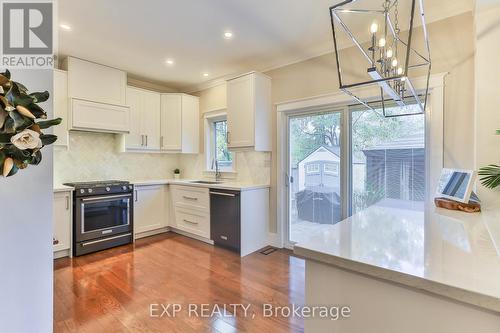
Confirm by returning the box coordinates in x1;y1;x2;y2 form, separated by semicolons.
9;110;34;131
6;82;35;107
479;164;500;189
1;69;11;80
26;103;47;119
40;134;57;146
36;118;61;129
5;145;31;162
29;91;49;103
0;133;13;143
28;150;42;165
6;163;19;177
2;117;15;133
14;81;28;94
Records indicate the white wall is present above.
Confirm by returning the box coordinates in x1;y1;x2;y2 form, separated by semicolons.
0;70;53;333
474;2;500;205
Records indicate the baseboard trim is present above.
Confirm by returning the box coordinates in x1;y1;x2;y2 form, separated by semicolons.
54;249;70;259
169;227;214;245
134;227;170;240
267;232;282;248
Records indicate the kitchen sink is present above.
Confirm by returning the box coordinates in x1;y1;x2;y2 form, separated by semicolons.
189;180;224;184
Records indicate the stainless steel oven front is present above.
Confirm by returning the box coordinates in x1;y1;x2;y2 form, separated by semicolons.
75;193;133;243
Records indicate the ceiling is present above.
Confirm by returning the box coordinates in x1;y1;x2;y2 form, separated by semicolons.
58;0;473;91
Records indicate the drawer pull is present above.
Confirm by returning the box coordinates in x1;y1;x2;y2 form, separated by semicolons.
220;235;228;240
183;219;198;225
183;196;198;201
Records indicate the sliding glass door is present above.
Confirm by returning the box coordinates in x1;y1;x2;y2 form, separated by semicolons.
350;104;426;213
287;110;344;245
285;102;426;247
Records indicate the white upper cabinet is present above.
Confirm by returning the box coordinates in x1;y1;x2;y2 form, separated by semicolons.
122;86;161;151
226;72;272;151
160;94;199;153
124;86;143;149
53;69;69;147
63;57;127;106
142;89;161;150
62;57;130;133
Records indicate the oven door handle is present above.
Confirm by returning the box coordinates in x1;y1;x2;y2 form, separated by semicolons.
81;194;132;202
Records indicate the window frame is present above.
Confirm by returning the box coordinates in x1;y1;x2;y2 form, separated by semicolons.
204;111;235;173
305;163;320;174
324;162;340;176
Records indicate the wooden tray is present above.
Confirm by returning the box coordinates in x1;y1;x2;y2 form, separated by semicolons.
434;197;481;213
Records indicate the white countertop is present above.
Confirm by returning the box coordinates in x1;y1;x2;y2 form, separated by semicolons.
131;179;270;191
53;184;74;192
54;179;270;192
294;200;500;313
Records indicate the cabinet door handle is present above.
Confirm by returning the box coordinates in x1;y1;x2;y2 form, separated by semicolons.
183;196;198;201
209;191;236;197
135;190;138;202
65;195;69;210
227;131;230;144
183;219;198;225
146;135;148;147
160;136;164;148
141;135;144;146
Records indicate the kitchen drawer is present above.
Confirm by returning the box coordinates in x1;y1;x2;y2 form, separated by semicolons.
174;207;210;239
171;185;209;211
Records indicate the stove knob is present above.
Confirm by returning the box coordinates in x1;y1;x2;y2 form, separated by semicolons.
88;188;93;193
128;185;133;190
106;187;111;192
80;189;85;194
122;186;127;191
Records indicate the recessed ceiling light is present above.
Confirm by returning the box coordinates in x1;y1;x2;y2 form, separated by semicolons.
223;31;233;39
203;73;209;77
166;59;174;65
60;24;71;31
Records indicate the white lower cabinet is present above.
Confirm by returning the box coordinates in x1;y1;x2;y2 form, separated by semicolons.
170;185;210;239
53;191;72;258
134;185;168;239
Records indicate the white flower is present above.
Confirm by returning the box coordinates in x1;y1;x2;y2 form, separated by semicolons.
10;129;42;150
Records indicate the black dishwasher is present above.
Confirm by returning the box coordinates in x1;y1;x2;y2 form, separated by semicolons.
210;189;241;253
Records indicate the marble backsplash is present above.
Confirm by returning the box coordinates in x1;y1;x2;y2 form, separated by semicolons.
54;131;180;184
178;151;271;185
54;131;271;185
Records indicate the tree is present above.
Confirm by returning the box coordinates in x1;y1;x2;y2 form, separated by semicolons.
290;112;341;165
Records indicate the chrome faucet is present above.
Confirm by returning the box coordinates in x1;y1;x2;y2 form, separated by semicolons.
212;158;221;182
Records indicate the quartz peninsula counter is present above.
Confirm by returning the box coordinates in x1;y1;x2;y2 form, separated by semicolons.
294;201;500;333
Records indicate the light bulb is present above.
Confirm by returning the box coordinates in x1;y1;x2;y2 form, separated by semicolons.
378;38;386;47
386;48;393;58
397;67;403;75
370;22;378;34
392;58;398;67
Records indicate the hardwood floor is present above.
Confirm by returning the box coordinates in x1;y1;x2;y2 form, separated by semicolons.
54;233;305;333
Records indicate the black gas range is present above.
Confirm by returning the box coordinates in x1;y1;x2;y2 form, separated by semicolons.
63;180;134;256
